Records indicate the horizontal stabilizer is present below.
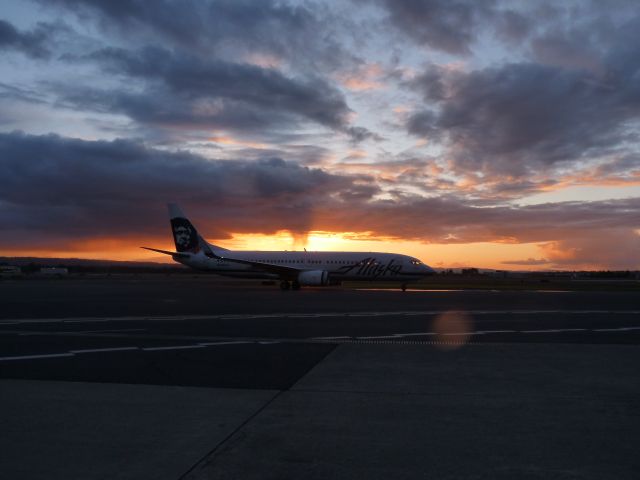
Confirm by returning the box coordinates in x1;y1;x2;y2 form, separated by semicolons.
140;247;191;259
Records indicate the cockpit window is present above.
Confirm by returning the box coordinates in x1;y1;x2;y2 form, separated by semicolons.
410;259;422;265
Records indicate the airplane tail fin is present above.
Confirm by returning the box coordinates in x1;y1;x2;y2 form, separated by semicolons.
168;203;201;253
167;203;230;255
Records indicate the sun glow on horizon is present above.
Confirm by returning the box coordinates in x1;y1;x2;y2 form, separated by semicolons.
2;231;626;271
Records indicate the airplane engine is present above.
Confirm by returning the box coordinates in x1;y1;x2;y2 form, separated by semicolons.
297;270;329;286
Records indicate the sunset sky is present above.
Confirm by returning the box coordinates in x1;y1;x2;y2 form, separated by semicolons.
1;0;639;270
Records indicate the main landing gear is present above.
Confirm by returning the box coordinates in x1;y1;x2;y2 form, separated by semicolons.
280;280;301;291
401;283;407;292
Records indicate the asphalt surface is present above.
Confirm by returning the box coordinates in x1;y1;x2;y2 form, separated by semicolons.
1;276;639;479
2;275;640;318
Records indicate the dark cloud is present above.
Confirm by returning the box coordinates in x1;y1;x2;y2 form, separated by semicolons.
0;82;47;105
5;2;374;142
1;132;638;268
40;0;308;48
376;0;495;55
56;84;300;133
39;0;356;71
0;131;366;247
345;126;383;143
408;60;640;177
320;195;640;269
529;28;604;72
406;110;439;139
493;9;532;45
0;19;56;59
592;155;640;178
55;45;366;138
87;46;347;123
314;195;640;247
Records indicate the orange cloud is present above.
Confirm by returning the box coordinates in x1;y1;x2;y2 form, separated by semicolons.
208;134;270;149
336;63;385;91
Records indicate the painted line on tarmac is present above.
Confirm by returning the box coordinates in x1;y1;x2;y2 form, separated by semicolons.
312;336;352;340
593;326;640;332
3;309;640;325
2;324;639;362
356;335;404;340
70;328;147;334
70;347;139;354
142;344;206;351
0;353;74;361
0;339;279;362
521;328;588;333
393;332;438;337
475;330;517;334
321;326;640;342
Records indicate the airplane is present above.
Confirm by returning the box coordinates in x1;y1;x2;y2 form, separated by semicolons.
142;204;436;290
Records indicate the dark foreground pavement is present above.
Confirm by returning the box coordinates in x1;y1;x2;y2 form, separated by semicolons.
186;343;640;480
2;343;639;480
1;278;639;479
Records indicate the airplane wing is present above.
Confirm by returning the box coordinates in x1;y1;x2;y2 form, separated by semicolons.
142;246;305;279
211;252;304;280
140;247;191;259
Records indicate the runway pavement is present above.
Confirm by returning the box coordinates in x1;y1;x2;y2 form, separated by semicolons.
1;277;639;479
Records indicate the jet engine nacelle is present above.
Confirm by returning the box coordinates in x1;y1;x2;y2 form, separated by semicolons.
298;270;329;286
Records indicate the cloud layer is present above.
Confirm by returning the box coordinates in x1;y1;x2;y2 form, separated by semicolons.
2;132;638;268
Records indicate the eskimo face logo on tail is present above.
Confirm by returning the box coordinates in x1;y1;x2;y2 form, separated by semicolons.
170;218;199;252
174;225;191;248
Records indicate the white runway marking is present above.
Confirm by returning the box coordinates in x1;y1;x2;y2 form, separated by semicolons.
63;319;110;323
475;330;517;334
593;326;640;332
312;336;352;340
521;328;587;333
394;332;438;337
142;344;205;351
0;339;275;362
71;328;146;334
70;347;139;354
0;353;74;361
356;335;401;339
2;309;640;325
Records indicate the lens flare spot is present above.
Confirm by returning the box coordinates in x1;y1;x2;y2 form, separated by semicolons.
432;311;473;350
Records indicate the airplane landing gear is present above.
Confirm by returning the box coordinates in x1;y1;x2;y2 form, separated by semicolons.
401;283;407;292
280;280;291;290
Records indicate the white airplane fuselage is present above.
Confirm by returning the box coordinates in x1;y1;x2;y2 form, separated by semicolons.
143;204;435;289
175;248;433;283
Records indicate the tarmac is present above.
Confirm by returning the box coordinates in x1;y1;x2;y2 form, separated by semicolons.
1;276;639;479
